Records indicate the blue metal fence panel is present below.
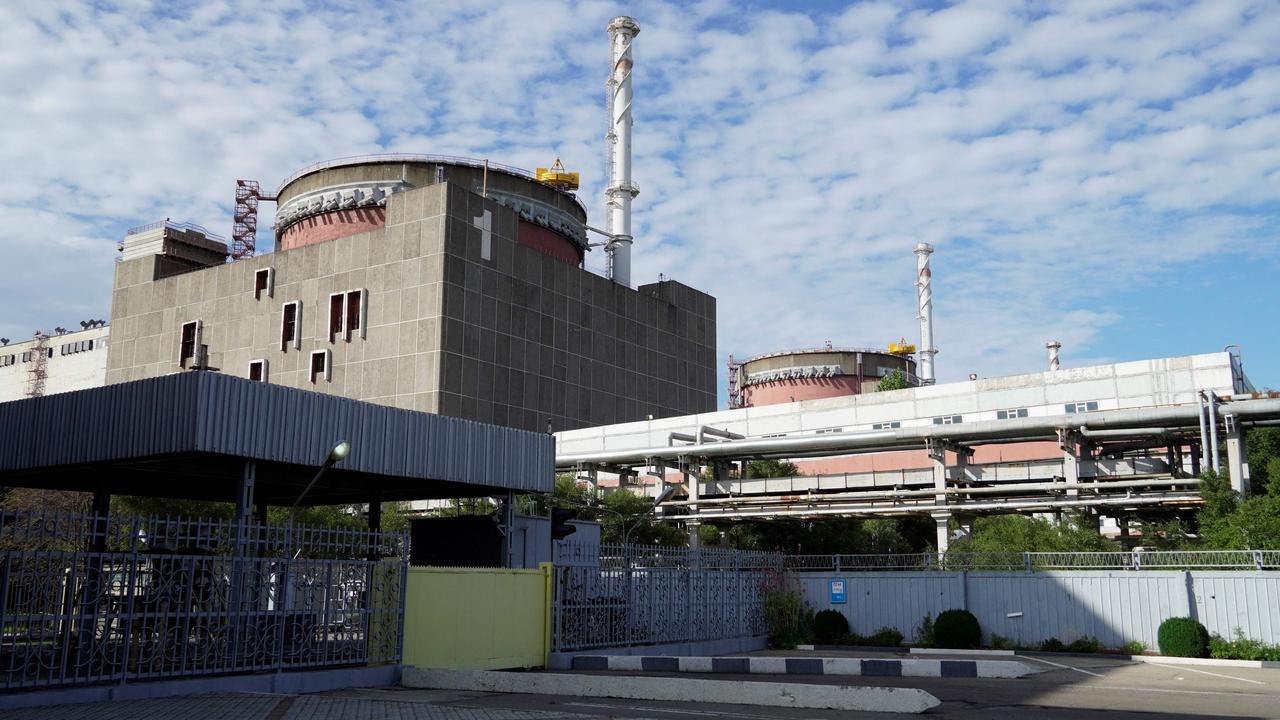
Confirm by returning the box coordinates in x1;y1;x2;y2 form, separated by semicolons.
798;571;1280;648
794;572;964;642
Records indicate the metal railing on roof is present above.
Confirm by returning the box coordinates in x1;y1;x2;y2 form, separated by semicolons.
273;153;588;214
783;549;1280;572
124;219;226;241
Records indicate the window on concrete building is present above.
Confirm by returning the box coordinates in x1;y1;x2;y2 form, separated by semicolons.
281;302;301;351
345;289;367;340
872;421;902;430
309;349;331;384
179;321;201;368
996;408;1029;420
816;427;843;434
932;415;963;425
328;293;345;343
1065;401;1099;414
0;355;13;367
248;359;268;382
254;267;275;300
21;351;31;363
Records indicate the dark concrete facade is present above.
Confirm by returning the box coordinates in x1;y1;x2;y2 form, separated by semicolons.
106;181;715;432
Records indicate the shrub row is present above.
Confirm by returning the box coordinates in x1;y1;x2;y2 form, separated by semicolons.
811;610;905;646
802;609;1274;660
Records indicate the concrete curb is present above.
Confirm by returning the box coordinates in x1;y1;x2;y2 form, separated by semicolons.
1127;655;1280;670
566;655;1039;679
404;667;941;714
910;648;1017;657
0;665;400;711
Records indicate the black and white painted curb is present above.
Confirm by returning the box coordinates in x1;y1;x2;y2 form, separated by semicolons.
570;655;1039;678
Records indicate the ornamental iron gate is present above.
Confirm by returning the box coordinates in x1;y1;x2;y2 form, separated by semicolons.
0;511;407;691
552;546;773;652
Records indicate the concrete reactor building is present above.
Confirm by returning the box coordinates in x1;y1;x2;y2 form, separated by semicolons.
106;155;715;433
103;17;717;433
729;346;917;408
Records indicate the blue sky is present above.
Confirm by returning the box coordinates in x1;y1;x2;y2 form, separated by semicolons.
1;0;1277;403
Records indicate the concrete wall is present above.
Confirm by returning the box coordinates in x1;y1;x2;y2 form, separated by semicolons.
797;570;1280;648
106;180;716;432
0;325;109;403
403;566;550;670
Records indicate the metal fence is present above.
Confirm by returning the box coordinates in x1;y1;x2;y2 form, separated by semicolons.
588;543;782;570
784;550;1280;572
0;512;407;691
552;543;772;652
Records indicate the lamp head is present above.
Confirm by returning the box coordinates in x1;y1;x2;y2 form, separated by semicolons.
654;485;676;506
326;441;351;465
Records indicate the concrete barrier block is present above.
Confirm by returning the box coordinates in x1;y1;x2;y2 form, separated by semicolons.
404;668;941;714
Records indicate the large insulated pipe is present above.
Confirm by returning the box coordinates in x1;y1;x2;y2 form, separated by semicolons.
605;16;640;287
1197;391;1209;471
1208;391;1221;472
915;243;937;383
1046;341;1062;371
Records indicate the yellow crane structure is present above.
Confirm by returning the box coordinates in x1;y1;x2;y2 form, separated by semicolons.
535;158;580;191
888;337;917;356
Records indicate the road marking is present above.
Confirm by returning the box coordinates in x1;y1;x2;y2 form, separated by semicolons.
564;701;824;719
1024;655;1104;677
1162;664;1266;686
1088;684;1270;698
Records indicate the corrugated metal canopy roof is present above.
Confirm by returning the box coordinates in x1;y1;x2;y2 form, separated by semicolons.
0;372;553;505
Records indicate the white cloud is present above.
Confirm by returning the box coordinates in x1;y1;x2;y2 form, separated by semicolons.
0;0;1276;396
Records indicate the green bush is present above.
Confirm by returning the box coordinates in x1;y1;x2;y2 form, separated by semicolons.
989;634;1016;650
1040;637;1065;652
1067;636;1102;654
933;609;982;649
763;578;810;649
812;610;849;644
915;614;936;646
1209;629;1280;661
1158;617;1210;658
1122;640;1147;656
866;627;904;647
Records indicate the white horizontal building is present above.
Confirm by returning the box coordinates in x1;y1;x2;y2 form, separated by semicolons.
0;324;110;403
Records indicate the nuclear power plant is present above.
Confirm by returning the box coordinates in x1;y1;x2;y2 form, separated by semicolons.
2;14;1276;542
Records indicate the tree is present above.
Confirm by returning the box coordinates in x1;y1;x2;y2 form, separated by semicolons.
951;513;1118;553
537;476;685;545
745;460;800;478
1193;471;1280;550
877;369;909;392
1245;427;1280;496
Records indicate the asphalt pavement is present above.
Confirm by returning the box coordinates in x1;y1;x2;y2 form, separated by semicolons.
1;652;1277;719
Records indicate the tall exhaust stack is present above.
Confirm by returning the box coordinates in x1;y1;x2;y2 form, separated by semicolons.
915;243;937;384
1046;340;1062;371
605;16;640;286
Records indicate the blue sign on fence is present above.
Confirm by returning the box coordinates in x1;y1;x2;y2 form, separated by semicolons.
829;578;847;604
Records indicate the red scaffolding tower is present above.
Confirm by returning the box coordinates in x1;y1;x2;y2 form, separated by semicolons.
231;180;276;259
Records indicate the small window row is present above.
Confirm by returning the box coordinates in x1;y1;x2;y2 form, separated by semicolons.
1065;401;1099;414
871;421;901;430
246;353;329;384
0;355;14;367
18;349;54;363
933;415;963;425
996;408;1028;420
60;339;97;355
